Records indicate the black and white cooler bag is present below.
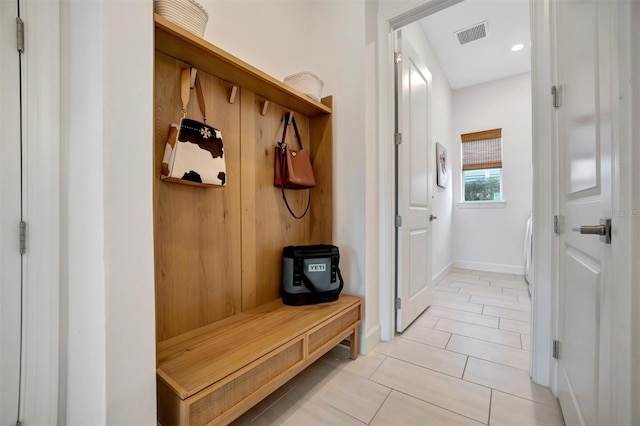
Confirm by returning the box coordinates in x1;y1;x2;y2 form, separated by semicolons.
281;245;344;306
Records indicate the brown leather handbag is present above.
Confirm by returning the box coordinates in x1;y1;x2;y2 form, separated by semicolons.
274;112;316;218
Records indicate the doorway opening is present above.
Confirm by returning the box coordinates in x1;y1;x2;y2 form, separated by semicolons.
390;0;534;345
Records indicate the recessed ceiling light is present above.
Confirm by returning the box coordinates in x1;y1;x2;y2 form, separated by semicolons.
511;43;525;52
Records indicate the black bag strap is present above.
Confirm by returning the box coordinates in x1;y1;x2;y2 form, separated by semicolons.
278;145;311;219
300;267;344;303
280;112;304;150
278;111;310;219
290;114;303;149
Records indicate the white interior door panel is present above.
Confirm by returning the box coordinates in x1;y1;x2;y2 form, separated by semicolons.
395;31;433;332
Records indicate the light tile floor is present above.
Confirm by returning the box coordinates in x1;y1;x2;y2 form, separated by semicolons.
232;269;565;426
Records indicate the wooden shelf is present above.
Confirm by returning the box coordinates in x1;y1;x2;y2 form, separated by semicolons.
154;15;331;117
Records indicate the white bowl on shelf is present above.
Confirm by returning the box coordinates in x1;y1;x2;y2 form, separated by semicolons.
283;72;324;102
154;0;209;37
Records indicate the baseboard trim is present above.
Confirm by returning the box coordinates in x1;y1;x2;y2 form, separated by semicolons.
361;324;381;354
432;262;454;285
453;261;524;276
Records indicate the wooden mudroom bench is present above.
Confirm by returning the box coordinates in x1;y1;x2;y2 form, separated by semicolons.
156;295;362;426
153;14;350;426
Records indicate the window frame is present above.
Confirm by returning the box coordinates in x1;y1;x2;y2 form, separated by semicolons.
462;168;503;202
460;128;504;203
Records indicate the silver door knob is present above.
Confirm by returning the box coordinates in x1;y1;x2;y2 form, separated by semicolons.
430;214;437;221
572;218;611;244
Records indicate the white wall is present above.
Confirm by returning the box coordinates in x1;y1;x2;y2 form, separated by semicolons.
452;73;532;274
627;2;640;421
365;0;381;350
102;2;156;424
203;0;314;79
0;0;23;422
631;0;640;418
63;1;106;421
402;22;454;282
309;0;369;342
62;0;156;424
22;1;62;423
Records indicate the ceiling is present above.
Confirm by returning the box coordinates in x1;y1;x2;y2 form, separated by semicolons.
418;0;531;90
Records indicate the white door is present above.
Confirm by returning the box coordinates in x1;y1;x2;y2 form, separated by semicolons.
554;0;616;424
395;31;434;332
0;0;24;423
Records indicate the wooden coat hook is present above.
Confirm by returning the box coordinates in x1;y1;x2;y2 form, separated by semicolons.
228;85;238;104
189;67;197;88
261;100;270;116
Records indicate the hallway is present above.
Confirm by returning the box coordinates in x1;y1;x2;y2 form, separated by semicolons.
233;269;564;425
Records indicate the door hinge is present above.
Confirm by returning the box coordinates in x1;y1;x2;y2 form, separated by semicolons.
553;340;560;359
554;215;561;234
395;133;403;145
395;298;402;310
395;215;402;227
394;51;402;64
19;221;26;254
16;17;24;53
551;85;562;108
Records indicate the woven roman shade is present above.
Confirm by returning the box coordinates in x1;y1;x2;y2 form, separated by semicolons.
461;128;502;171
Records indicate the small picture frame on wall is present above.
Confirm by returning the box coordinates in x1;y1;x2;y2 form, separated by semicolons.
436;142;448;189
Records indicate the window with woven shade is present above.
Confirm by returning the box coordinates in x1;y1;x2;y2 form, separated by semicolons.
461;128;503;201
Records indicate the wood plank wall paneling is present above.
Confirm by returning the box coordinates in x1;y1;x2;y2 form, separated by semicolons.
309;97;334;244
253;98;314;306
154;53;333;343
240;91;258;312
154;53;242;342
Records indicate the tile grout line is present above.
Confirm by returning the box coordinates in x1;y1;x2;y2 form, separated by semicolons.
444;329;454;349
441;329;527;350
434;298;527;347
461;355;470;379
375;351;467;380
246;385;297;423
425;305;502;322
366;387;393;425
468;301;532;313
462;355;560;407
436;315;522;333
439;315;502;328
444;336;531;371
490;388;567;414
382;388;490;425
395;330;449;350
330;403;371;425
367;354;388;380
445;334;531;355
487;388;493;425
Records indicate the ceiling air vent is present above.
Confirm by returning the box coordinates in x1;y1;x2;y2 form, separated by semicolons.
455;21;488;45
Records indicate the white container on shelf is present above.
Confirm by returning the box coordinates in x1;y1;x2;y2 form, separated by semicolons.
154;0;209;37
283;72;324;102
